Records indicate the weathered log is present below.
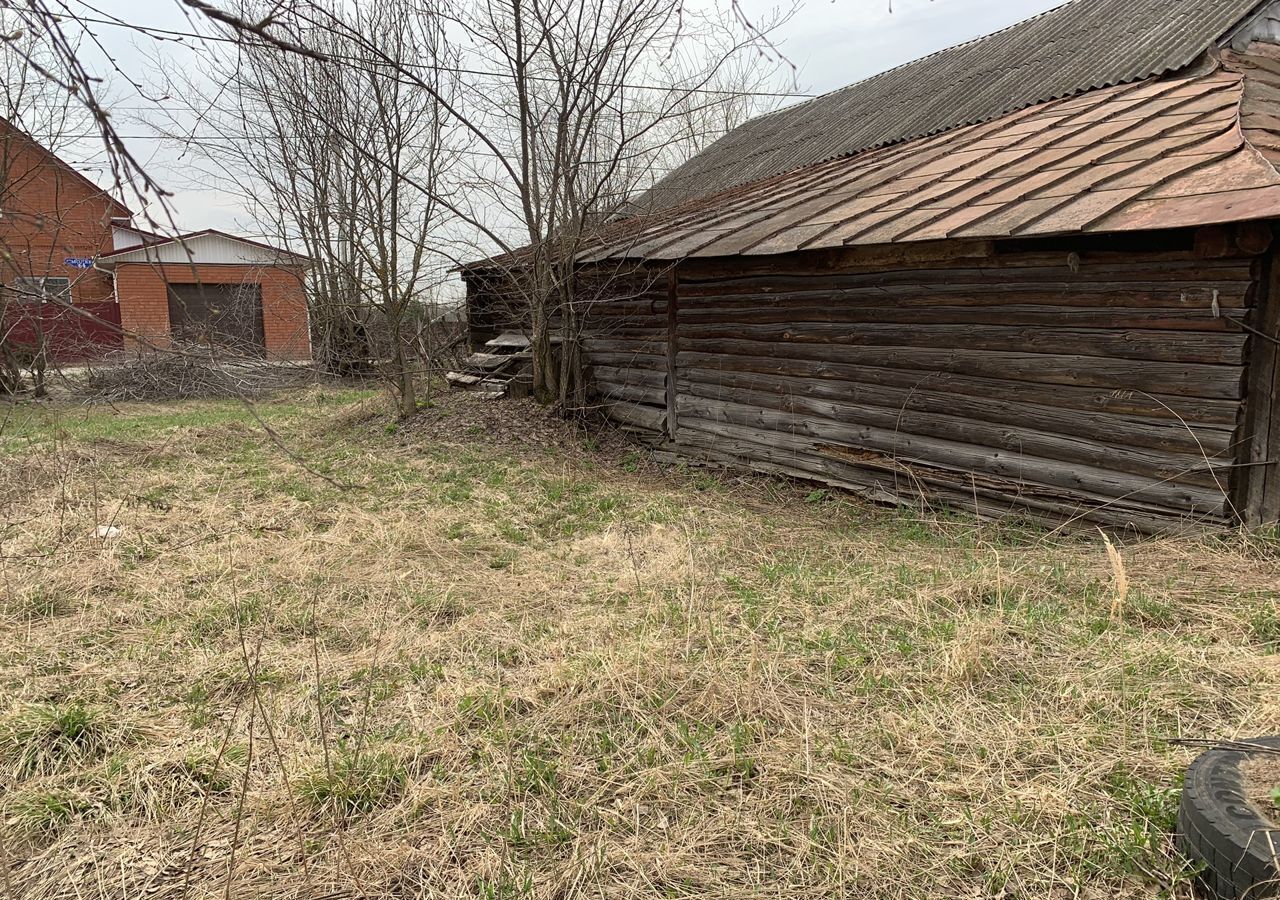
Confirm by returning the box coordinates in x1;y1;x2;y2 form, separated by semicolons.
674;322;1246;364
594;380;665;407
668;431;1215;533
671;351;1241;423
599;399;666;433
583;350;667;370
675;379;1232;488
675;410;1227;515
677;285;1253;311
676;367;1234;455
592;366;667;389
676;304;1241;331
672;340;1245;399
676;251;1255;283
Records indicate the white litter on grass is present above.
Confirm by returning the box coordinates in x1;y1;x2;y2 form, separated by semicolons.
94;525;122;540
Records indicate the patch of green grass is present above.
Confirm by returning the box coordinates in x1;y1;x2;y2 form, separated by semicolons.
406;656;445;683
0;703;127;777
489;549;519;570
514;748;559;795
5;787;94;834
474;873;535;899
1085;772;1185;881
187;595;265;644
497;520;530;545
620;451;642;473
2;586;70;620
178;745;247;795
0;399;305;451
405;591;468;626
501;805;576;851
457;690;510;727
179;683;216;729
134;484;174;511
297;747;407;817
1247;598;1280;652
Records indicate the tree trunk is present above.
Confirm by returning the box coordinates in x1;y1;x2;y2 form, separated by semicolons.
0;341;21;396
558;285;585;411
394;327;416;417
531;295;557;403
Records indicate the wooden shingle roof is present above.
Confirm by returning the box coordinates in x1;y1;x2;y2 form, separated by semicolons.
635;0;1270;214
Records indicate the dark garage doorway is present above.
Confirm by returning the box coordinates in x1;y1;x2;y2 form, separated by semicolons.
166;283;266;356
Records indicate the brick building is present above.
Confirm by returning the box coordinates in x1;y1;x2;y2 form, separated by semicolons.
0;117;124;307
1;117;311;361
97;229;311;360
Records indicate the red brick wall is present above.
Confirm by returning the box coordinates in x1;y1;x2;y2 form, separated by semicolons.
114;262;311;360
0;120;124;305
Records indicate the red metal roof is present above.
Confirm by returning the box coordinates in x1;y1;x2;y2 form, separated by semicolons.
585;56;1280;263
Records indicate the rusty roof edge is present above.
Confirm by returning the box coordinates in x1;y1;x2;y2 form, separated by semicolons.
466;62;1280;272
590;67;1280;263
631;51;1223;220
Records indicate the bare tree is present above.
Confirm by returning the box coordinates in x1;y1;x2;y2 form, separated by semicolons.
1;0;790;409
441;0;792;407
157;0;460;414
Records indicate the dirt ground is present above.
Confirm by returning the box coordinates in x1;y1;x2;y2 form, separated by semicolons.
1;385;1278;899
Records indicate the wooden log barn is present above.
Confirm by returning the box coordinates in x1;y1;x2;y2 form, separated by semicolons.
463;0;1280;531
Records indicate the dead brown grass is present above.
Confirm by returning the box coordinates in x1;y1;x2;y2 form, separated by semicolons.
0;387;1277;900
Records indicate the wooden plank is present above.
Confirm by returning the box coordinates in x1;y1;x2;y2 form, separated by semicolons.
676;407;1227;515
669;430;1215;533
677;261;1258;294
594;380;666;407
676;380;1231;489
677;280;1256;305
673;353;1242;424
676;304;1241;331
673;340;1246;399
673;322;1246;364
678;286;1254;313
674;245;1254;282
581;350;667;370
600;399;666;434
673;240;996;279
676;367;1235;456
592;366;667;389
666;268;679;441
583;338;667;357
1241;236;1280;524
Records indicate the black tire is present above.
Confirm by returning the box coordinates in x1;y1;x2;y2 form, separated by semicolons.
1178;736;1280;899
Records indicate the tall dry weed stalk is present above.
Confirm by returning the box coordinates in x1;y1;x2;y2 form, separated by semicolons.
1100;529;1130;620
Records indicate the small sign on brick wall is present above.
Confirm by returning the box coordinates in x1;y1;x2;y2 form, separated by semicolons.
64;257;94;269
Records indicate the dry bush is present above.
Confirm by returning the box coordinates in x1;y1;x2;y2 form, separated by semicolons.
0;387;1276;900
77;351;314;403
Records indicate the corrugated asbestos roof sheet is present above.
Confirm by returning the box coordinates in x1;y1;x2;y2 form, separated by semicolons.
634;0;1268;213
582;58;1280;261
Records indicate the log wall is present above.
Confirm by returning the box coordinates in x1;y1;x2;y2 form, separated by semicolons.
579;237;1270;530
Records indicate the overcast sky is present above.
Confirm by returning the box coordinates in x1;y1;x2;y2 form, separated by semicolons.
71;0;1067;234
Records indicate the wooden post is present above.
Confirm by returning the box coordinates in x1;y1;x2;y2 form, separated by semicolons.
666;265;679;442
1238;229;1280;526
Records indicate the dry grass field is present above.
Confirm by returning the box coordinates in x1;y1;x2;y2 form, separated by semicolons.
1;385;1278;900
